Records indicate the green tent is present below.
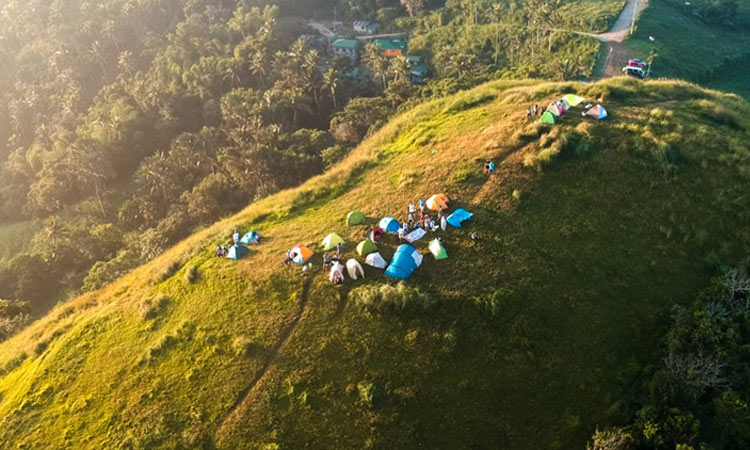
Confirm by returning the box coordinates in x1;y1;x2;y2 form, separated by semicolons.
563;94;585;107
356;239;378;256
429;239;447;260
346;211;366;226
540;111;557;124
321;233;346;251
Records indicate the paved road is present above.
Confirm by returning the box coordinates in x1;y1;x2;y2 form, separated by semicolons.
593;0;650;43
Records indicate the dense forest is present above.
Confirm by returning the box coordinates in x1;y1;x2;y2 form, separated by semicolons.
0;0;621;334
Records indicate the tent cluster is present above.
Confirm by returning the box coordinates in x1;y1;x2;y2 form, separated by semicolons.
283;194;473;285
540;94;607;124
220;229;263;260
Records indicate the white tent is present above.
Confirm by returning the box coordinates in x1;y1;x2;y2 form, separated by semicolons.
345;259;365;280
329;262;346;283
365;252;387;269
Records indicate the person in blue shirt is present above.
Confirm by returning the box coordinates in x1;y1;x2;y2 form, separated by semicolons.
488;160;495;176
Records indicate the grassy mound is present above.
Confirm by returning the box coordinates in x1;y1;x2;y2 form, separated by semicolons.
1;77;749;449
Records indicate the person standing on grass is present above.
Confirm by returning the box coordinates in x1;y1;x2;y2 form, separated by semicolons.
488;160;495;177
336;242;343;259
398;225;406;242
526;106;532;120
419;198;425;213
534;104;539;117
232;230;240;245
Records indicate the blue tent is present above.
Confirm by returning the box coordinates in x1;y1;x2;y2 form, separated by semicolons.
384;244;423;279
226;244;249;260
379;216;400;233
447;208;473;228
240;230;260;244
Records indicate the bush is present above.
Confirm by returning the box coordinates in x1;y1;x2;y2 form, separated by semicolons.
139;294;170;320
350;282;434;314
184;265;198;284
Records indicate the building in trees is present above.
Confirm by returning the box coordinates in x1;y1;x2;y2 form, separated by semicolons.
332;39;360;62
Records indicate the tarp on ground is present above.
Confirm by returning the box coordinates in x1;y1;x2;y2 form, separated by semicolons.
365;252;387;269
291;245;314;264
379;217;400;233
346;259;365;280
405;228;426;243
356;239;378;256
429;239;447;260
329;262;345;283
563;94;585;106
226;244;249;260
366;227;384;241
540;111;557;124
585;104;608;120
240;230;260;244
346;211;366;226
321;233;345;251
385;244;423;279
426;194;449;211
447;208;473;228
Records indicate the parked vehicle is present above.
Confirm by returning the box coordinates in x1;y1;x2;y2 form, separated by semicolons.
622;65;646;79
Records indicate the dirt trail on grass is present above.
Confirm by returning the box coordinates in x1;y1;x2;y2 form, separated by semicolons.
212;277;314;446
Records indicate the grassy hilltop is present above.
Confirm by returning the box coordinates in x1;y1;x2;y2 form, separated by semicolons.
1;77;750;449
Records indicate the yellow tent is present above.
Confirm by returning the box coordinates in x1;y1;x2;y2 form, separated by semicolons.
563;94;585;107
426;194;449;211
321;233;345;251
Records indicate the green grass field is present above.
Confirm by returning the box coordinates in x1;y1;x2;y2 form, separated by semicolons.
1;77;750;449
625;0;750;98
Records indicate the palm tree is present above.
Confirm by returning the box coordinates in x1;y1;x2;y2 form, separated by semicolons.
389;56;411;83
322;68;339;110
363;43;389;90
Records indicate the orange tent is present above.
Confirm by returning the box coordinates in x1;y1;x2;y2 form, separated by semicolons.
290;245;314;264
426;194;449;211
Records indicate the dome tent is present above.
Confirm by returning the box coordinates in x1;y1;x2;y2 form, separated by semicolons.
321;233;345;251
540;111;557;124
365;252;387;269
385;244;423;279
356;239;378;256
290;245;314;264
379;217;400;233
346;211;366;226
366;227;384;242
429;239;447;260
329;262;346;283
226;244;249;260
447;208;473;228
346;259;365;280
240;230;260;244
563;94;585;106
584;104;608;120
426;194;449;211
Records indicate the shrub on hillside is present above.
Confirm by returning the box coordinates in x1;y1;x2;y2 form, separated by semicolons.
184;265;198;284
139;294;170;320
350;282;434;314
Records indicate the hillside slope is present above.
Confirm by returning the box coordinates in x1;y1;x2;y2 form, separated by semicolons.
1;78;750;449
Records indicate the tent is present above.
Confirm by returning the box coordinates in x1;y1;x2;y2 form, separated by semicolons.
440;215;447;231
346;259;365;280
321;233;345;251
346;211;366;226
365;252;387;269
405;228;426;243
366;227;384;242
429;239;447;260
329;262;346;283
584;104;608;120
540;111;557;124
356;239;378;256
240;230;260;245
385;244;423;279
226;244;249;260
447;208;473;228
546;103;562;116
426;194;449;211
379;217;400;233
563;94;585;107
290;245;314;264
557;99;571;112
